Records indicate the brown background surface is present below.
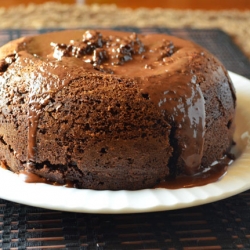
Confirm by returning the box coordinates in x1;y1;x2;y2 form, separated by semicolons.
1;0;250;10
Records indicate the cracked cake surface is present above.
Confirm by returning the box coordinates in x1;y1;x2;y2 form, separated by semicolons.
0;30;236;190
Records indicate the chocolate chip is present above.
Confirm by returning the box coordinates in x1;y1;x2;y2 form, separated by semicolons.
92;48;108;66
158;40;175;60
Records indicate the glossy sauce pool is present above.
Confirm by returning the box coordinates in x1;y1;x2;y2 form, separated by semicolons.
0;156;233;190
6;157;233;190
18;170;75;188
155;160;231;189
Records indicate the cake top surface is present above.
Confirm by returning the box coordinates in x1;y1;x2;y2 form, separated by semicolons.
0;29;204;78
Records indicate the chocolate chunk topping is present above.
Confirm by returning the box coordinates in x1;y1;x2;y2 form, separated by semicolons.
51;30;146;71
158;40;175;60
92;48;109;66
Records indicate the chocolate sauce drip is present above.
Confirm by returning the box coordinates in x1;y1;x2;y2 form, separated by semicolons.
141;72;205;175
27;108;41;168
15;52;84;169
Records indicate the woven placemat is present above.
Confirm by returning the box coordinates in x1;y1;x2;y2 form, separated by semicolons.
2;192;250;249
0;28;250;250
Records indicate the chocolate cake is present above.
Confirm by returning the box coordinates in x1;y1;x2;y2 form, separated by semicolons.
0;30;236;190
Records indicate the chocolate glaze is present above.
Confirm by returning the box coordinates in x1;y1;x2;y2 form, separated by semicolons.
0;30;236;189
141;73;205;175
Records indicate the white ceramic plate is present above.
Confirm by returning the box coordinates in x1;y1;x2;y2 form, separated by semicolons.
0;71;250;214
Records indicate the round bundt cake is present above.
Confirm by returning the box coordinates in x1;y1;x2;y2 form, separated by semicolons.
0;30;236;190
